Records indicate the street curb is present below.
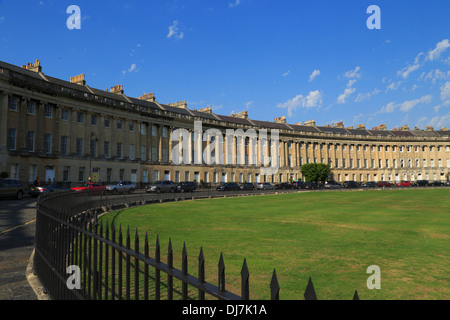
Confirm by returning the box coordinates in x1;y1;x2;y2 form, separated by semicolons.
26;249;51;300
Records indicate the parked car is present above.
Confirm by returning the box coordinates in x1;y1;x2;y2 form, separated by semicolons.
429;181;444;186
324;181;342;189
377;181;393;187
0;179;25;200
146;180;176;193
105;181;135;194
29;183;70;197
362;182;378;188
256;182;275;190
395;181;412;187
342;181;360;188
71;183;106;195
275;182;294;189
292;181;306;189
176;181;197;193
240;182;255;190
305;182;321;190
216;182;240;191
415;180;429;186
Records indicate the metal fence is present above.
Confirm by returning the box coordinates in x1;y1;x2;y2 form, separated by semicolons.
34;189;360;300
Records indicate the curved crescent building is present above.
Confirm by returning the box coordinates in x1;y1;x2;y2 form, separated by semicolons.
1;59;449;187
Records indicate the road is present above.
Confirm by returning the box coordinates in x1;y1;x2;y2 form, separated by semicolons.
0;196;38;300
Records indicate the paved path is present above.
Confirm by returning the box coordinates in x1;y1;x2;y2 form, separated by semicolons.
0;197;39;300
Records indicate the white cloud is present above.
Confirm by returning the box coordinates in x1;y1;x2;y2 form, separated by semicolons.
426;39;450;62
428;112;450;128
419;69;450;84
305;90;323;108
385;81;402;93
167;20;184;39
128;64;137;72
336;79;357;104
398;63;421;79
440;81;450;101
309;69;320;82
399;95;432;112
277;90;323;117
377;95;432;114
229;0;240;8
282;70;290;77
355;88;380;102
343;66;361;79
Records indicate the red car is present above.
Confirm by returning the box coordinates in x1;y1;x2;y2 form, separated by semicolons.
71;183;106;195
377;181;393;187
396;181;412;187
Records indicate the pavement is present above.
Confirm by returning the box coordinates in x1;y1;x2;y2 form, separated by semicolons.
0;197;48;300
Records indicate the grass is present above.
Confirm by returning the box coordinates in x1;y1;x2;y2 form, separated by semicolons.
100;189;450;300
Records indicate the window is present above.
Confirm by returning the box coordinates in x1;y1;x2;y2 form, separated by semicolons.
141;124;146;135
140;146;146;161
44;134;52;154
45;105;53;118
27;101;36;115
91;115;97;126
117;143;123;159
78;168;85;182
77;112;84;123
152;126;157;136
9;96;18;111
63;167;70;182
162;126;168;138
152;146;157;161
117;120;122;130
90;139;97;158
162;148;168;162
27;131;35;152
129;144;135;160
104;142;110;159
7;128;17;150
104;118;110;128
61;109;69;121
129;122;134;132
61;136;68;156
76;138;83;157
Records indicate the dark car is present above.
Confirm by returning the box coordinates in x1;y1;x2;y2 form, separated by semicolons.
342;181;360;188
377;181;393;187
176;181;197;193
415;180;429;186
256;182;275;190
146;180;176;193
429;181;444;186
362;181;378;188
305;182;321;190
0;179;25;200
216;182;240;191
275;182;294;189
324;181;342;189
240;182;255;190
29;183;70;197
292;181;306;189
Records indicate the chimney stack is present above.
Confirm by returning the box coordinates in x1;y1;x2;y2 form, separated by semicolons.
70;74;86;86
138;93;156;102
110;85;124;94
21;59;42;73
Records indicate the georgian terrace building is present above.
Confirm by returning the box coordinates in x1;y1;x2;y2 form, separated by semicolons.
1;59;450;187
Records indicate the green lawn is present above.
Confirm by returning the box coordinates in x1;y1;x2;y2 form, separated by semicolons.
100;189;450;300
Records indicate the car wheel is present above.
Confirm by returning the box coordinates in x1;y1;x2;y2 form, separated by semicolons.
16;190;24;200
156;188;161;193
128;188;134;194
171;188;175;193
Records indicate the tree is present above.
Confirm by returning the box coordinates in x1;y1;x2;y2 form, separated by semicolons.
300;163;331;183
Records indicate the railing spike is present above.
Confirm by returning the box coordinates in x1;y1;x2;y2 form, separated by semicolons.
353;290;360;300
241;258;250;300
304;277;317;300
270;269;280;300
218;252;225;293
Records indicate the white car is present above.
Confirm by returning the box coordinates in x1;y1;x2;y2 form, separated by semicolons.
105;181;136;194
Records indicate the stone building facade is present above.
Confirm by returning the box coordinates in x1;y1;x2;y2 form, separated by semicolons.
1;59;449;187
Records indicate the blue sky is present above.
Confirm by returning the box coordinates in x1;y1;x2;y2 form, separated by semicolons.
1;0;450;130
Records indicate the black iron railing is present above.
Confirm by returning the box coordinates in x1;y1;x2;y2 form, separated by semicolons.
34;190;360;300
